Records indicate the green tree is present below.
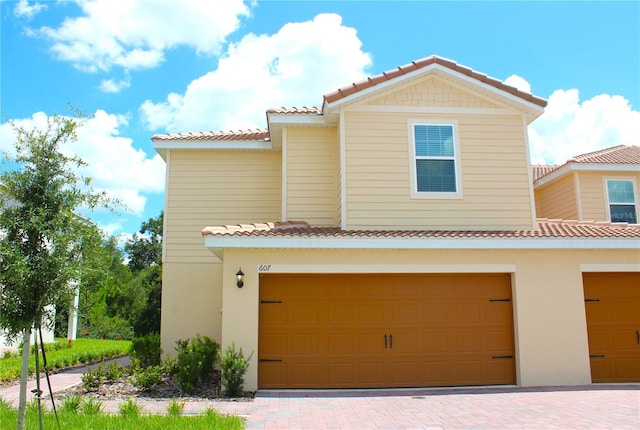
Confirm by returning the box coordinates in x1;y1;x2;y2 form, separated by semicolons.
125;212;163;335
0;115;113;430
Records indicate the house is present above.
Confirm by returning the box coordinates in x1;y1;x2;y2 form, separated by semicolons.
152;55;640;391
533;145;640;223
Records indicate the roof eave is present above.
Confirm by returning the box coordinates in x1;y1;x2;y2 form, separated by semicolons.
204;235;640;255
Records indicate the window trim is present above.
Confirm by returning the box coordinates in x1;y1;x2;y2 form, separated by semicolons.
603;177;638;223
408;119;463;199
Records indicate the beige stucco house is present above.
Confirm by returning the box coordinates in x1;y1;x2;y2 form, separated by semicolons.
153;55;640;391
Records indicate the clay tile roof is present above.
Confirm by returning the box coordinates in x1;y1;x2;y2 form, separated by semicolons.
568;145;640;165
532;164;561;182
152;129;270;142
533;145;640;183
323;55;547;108
266;107;322;115
201;219;640;239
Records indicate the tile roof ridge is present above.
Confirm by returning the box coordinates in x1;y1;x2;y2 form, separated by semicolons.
321;54;547;109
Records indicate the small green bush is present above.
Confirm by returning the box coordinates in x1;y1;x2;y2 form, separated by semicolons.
104;360;126;382
81;363;105;391
219;343;253;397
131;332;162;367
131;364;164;391
175;335;220;393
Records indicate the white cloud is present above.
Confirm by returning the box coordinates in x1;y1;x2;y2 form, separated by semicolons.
14;0;47;19
504;74;531;94
529;89;640;165
35;0;250;72
0;111;165;216
140;13;372;132
99;72;131;93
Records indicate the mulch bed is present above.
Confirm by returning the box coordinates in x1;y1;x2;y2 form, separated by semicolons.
54;372;255;403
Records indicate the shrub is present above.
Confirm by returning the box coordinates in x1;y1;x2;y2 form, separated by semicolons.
219;343;253;397
175;335;220;393
131;332;162;367
104;361;126;383
131;365;164;391
81;363;105;391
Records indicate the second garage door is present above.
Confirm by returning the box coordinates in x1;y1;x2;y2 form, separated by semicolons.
259;273;515;389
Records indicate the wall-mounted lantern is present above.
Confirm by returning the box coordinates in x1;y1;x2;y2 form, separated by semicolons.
236;268;245;288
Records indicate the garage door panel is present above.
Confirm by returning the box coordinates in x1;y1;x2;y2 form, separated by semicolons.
583;272;640;383
486;358;515;384
259;273;515;389
455;302;483;324
358;333;386;354
391;302;419;325
327;304;354;325
358;362;386;384
456;331;484;353
328;334;355;354
422;303;448;325
358;303;385;325
260;333;287;355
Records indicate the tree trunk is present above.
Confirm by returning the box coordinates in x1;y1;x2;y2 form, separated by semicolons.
16;328;31;430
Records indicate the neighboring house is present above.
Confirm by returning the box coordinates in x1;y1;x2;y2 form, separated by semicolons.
153;55;640;391
533;145;640;223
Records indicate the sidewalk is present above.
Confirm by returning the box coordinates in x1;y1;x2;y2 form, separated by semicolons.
2;365;639;429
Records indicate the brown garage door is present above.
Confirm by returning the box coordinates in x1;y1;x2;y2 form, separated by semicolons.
583;272;640;383
259;273;515;389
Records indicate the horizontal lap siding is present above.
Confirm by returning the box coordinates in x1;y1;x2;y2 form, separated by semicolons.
579;171;640;222
286;127;339;226
534;174;578;220
344;111;533;230
166;150;281;262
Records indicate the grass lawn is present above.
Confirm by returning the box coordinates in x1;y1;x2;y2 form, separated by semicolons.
0;405;245;430
0;338;132;383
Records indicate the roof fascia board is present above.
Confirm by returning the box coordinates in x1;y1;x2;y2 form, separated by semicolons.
204;235;639;251
267;114;326;125
324;63;545;116
535;163;640;188
153;140;274;151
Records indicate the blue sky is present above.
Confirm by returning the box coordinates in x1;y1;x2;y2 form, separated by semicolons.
1;0;639;239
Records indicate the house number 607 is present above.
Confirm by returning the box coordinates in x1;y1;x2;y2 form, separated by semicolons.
258;265;271;272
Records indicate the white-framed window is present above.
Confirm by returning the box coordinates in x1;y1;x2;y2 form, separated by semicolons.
605;178;637;223
408;120;462;199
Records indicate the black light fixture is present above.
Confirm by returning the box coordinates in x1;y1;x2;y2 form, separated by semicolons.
236;268;245;288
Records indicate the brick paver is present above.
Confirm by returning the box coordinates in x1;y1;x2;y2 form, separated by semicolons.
1;368;638;429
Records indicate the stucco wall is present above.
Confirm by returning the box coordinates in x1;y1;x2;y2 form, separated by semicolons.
160;262;223;357
214;247;639;391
